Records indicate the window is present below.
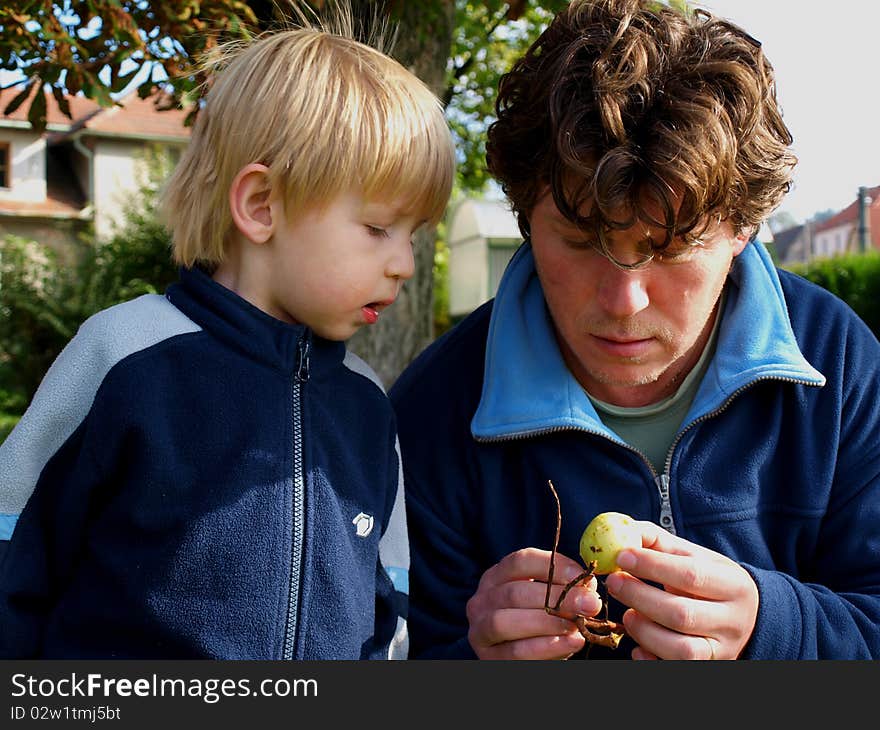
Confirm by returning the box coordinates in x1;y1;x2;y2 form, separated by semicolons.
0;142;9;188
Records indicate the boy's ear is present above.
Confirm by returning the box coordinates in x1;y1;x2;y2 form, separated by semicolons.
229;163;276;244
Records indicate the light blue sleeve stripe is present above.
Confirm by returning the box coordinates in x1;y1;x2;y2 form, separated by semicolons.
0;513;18;541
0;294;201;517
385;566;409;595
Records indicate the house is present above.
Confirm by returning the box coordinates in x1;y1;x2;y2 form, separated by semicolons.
0;87;190;258
810;184;880;259
447;197;523;319
772;223;812;266
770;185;880;266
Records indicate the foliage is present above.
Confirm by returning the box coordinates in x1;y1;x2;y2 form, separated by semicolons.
0;411;18;442
768;210;798;234
0;147;178;414
433;223;451;337
0;0;262;131
446;1;567;191
787;252;880;337
0;234;74;412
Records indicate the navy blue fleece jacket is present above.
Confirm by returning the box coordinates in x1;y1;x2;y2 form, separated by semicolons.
0;267;409;659
391;241;880;660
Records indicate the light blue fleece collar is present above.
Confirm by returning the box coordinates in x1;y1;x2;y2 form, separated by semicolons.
471;241;825;441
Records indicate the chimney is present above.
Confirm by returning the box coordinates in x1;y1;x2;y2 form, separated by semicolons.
857;186;871;253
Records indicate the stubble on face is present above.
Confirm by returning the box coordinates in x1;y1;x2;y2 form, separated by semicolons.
560;272;727;404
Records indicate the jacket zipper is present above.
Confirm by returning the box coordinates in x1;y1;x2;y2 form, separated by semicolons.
476;375;821;537
656;375;821;535
282;333;311;660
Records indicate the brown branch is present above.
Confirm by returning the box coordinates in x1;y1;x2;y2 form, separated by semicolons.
544;479;627;651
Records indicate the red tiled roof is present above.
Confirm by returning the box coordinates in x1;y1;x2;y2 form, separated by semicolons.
79;92;191;140
814;184;880;233
0;86;101;128
0;87;190;140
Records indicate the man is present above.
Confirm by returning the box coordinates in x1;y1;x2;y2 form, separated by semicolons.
390;0;880;660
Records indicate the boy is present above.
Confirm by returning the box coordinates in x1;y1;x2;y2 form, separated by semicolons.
0;21;455;658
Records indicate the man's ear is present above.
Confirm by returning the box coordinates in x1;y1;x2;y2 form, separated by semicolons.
731;230;750;257
229;163;275;244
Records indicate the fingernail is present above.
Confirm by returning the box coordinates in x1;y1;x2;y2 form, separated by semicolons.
616;550;636;570
605;572;623;594
575;593;597;614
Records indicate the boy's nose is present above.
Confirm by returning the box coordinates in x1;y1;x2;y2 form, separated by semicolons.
387;237;415;280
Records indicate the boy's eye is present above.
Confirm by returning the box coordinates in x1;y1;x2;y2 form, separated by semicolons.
366;225;388;237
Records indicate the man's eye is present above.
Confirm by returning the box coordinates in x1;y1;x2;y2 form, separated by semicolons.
562;237;598;250
366;225;388;238
656;241;703;263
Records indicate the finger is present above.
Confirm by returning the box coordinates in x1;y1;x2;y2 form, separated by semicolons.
614;547;744;601
475;632;586;661
469;607;581;647
480;548;590;590
631;646;658;661
606;570;725;636
635;520;703;557
623;610;716;660
488;578;601;618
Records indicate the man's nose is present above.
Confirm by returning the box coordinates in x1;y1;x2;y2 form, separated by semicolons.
596;264;650;318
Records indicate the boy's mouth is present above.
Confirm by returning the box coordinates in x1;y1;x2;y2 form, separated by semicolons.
362;300;394;324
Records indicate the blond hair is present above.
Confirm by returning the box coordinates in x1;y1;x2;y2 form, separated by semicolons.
160;20;455;268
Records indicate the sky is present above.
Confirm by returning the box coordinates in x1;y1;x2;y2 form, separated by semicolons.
695;0;880;224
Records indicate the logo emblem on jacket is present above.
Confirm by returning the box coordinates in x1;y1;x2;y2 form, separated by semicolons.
352;512;374;538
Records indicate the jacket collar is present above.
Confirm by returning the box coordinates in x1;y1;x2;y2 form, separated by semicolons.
471;240;825;440
166;266;345;374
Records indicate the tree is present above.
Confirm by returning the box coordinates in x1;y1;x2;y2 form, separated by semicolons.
768;210;798;234
1;1;564;386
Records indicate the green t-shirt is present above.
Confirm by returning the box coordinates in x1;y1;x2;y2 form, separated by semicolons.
588;294;724;474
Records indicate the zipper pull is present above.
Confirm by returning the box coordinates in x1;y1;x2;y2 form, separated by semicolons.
655;472;676;534
296;336;311;383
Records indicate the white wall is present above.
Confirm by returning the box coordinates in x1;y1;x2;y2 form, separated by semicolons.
91;138;148;238
0;129;46;202
813;223;852;259
450;237;489;317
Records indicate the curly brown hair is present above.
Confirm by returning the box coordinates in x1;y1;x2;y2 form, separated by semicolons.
486;0;796;247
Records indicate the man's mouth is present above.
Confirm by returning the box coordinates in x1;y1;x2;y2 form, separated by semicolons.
591;333;654;357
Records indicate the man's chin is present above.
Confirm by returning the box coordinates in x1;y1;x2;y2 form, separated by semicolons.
581;366;673;404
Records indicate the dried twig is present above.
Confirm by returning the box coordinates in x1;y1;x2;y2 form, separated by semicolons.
544;479;626;650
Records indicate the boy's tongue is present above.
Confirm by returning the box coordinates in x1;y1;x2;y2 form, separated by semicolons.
362;306;379;324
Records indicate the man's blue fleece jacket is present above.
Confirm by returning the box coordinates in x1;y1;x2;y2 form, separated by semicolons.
0;266;409;659
390;241;880;659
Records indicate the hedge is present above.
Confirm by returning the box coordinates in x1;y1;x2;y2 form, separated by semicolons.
786;251;880;338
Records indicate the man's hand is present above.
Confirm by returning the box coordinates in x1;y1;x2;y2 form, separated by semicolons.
466;547;603;660
605;522;759;660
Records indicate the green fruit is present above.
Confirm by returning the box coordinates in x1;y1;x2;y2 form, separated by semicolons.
579;512;640;575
